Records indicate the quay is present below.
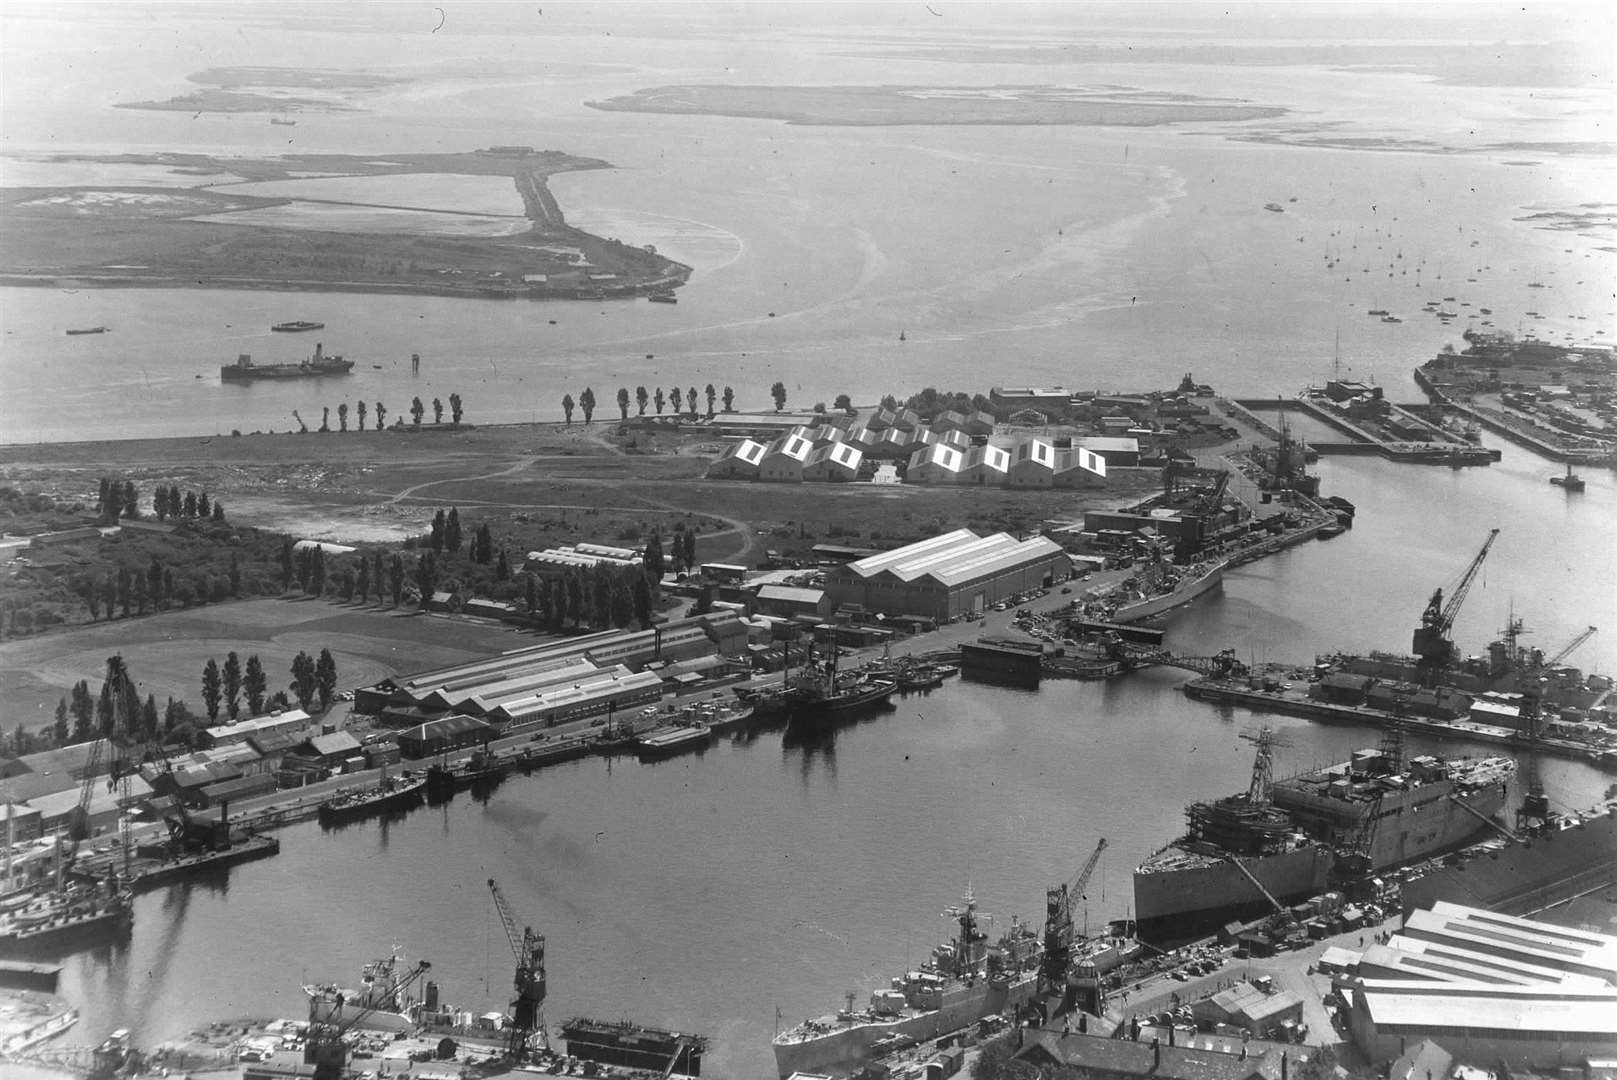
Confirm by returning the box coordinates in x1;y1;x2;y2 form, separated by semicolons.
1180;675;1613;769
1231;396;1497;466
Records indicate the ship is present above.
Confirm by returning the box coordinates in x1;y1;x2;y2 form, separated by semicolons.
647;291;678;304
1133;728;1514;944
65;326;109;336
1550;463;1586;492
635;722;713;760
1263;203;1284;213
271;320;324;332
785;650;898;719
773;888;1041;1079
0;881;133;956
221;342;354;382
562;1017;707;1075
317;771;426;826
1112;559;1226;624
270;116;297;126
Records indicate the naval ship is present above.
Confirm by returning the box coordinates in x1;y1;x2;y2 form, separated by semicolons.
772;889;1040;1079
1134;728;1513;943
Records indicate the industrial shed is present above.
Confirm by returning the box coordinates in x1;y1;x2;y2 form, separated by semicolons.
1007;438;1059;487
705;439;767;479
824;528;1071;620
397;715;496;759
802;442;862;482
906;442;966;484
759;430;814;482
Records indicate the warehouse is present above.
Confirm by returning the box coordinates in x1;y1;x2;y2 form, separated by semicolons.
824;528;1071;620
1007;438;1059;487
906;443;966;484
1054;447;1108;487
758;430;814;481
705;439;767;479
397;715;497;759
802;441;862;481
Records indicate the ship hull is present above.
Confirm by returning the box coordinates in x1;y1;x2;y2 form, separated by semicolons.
221;362;354;381
318;779;426;825
1133;844;1335;944
1114;563;1225;623
1272;771;1509;871
1400;808;1617;918
773;972;1037;1079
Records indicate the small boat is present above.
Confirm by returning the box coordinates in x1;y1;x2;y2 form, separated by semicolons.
270;117;297;126
1263;203;1284;213
1367;309;1388;316
899;330;907;342
65;326;109;336
647;291;677;304
271;320;324;332
1550;464;1586;492
1381;315;1402;323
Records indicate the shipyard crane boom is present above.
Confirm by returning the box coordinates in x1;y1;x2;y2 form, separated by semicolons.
304;959;431;1080
488;877;548;1060
1413;528;1500;677
1545;626;1597;669
1039;838;1108;999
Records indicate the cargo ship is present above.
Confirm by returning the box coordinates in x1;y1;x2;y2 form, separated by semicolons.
562;1017;707;1075
317;771;426;826
64;326;109;336
1133;728;1514;943
270;320;324;332
221;342;354;382
772;889;1041;1079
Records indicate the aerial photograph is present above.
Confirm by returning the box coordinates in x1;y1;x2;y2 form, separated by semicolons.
1;2;1614;1079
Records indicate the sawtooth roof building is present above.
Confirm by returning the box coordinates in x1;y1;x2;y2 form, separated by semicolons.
824;528;1072;620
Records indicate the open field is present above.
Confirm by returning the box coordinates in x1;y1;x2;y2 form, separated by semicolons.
0;596;526;728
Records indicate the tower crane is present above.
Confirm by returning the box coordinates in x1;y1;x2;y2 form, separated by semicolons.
1039;838;1108;999
488;877;548;1061
303;958;432;1080
1412;528;1499;683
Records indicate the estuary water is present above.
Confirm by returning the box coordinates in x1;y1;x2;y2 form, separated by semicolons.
2;4;1614;1076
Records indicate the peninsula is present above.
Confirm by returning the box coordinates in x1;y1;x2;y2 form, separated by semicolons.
0;148;690;301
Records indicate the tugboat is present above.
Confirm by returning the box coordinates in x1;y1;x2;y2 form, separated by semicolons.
65;326;109;336
785;645;897;724
1550;462;1586;492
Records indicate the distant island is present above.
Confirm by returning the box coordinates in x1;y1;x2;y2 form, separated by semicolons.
586;83;1286;126
0;148;691;301
115;66;403;114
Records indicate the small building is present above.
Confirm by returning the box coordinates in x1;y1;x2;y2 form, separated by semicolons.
958;443;1010;485
1053;447;1108;488
802;442;862;482
289;731;365;772
1469;698;1522;729
706;439;768;480
906;443;966;485
931;409;996;437
1311;672;1373;706
195;772;277;809
759;431;815;482
754;584;833;621
865;406;921;433
1191;981;1304;1039
1007;438;1058;487
199;709;313;750
1076;436;1140;467
426;590;464;613
990;386;1071;410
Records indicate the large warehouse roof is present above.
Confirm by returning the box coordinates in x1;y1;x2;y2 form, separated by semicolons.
1356;979;1617;1034
842;529;1066;588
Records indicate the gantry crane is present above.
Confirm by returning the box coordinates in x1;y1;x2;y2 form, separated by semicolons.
488;877;547;1060
1039;838;1108;999
1412;528;1500;683
303;959;432;1080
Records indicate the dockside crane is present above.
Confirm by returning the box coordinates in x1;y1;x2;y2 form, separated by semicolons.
303;959;432;1080
1412;528;1500;684
1039;838;1108;1001
488;877;548;1061
1543;626;1597;670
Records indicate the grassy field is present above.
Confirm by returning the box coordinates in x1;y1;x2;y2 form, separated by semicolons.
0;595;528;728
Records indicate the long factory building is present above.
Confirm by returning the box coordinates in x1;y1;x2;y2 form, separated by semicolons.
355;612;749;730
823;528;1073;621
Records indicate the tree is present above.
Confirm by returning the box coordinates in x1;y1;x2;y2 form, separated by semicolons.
671;387;683;414
201;658;222;722
652;388;665;414
834;393;854;414
70;680;94;741
406;396;422;426
579;386;596;423
244;654;267;715
616;387;630;420
495;548;510;580
218;651;241;719
101;575;116;621
880;393;899;410
356;556;371;602
687;387;698;418
167;485;182;519
474;522;492;564
153;488;169;521
308;546;326;596
53;697;70;745
432;397;444;424
449;393;463;425
562;393;575;425
85;577;101;621
117;565;132;617
430;509;446;553
280;537;296;591
722;386;735;412
416;552;437;606
771;381;787;411
524;573;538;615
390;554;405;606
315;648;338;712
705;383;717;418
184;490;198;519
635;386;649;415
197;491;211;519
632;573;653;628
373;551;385;603
340;566;355;600
683;527;697;569
148;557;164;610
338;402;349;432
357;400;368;431
229;553;241;596
643;532;665;582
445;507;462;554
122;480;139;519
375;402;386;430
142;694;159;739
289;651;317;710
319;407;331;433
97;477;112;522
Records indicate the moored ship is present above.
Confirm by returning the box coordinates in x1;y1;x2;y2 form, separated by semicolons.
773;889;1040;1078
317;771;426;826
635;722;713;760
1112;559;1226;624
562;1017;707;1075
221;342;354;382
1133;728;1514;943
0;881;133;956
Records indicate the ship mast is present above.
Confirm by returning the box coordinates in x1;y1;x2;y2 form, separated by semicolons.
1244;727;1275;806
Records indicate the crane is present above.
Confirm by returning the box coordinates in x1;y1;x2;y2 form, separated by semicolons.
303;958;432;1080
1543;626;1597;670
488;877;547;1060
1039;838;1108;999
1412;528;1499;681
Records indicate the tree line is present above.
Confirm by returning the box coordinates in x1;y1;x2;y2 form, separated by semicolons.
80;552;244;620
292;393;465;434
564;384;739;424
201;647;336;720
